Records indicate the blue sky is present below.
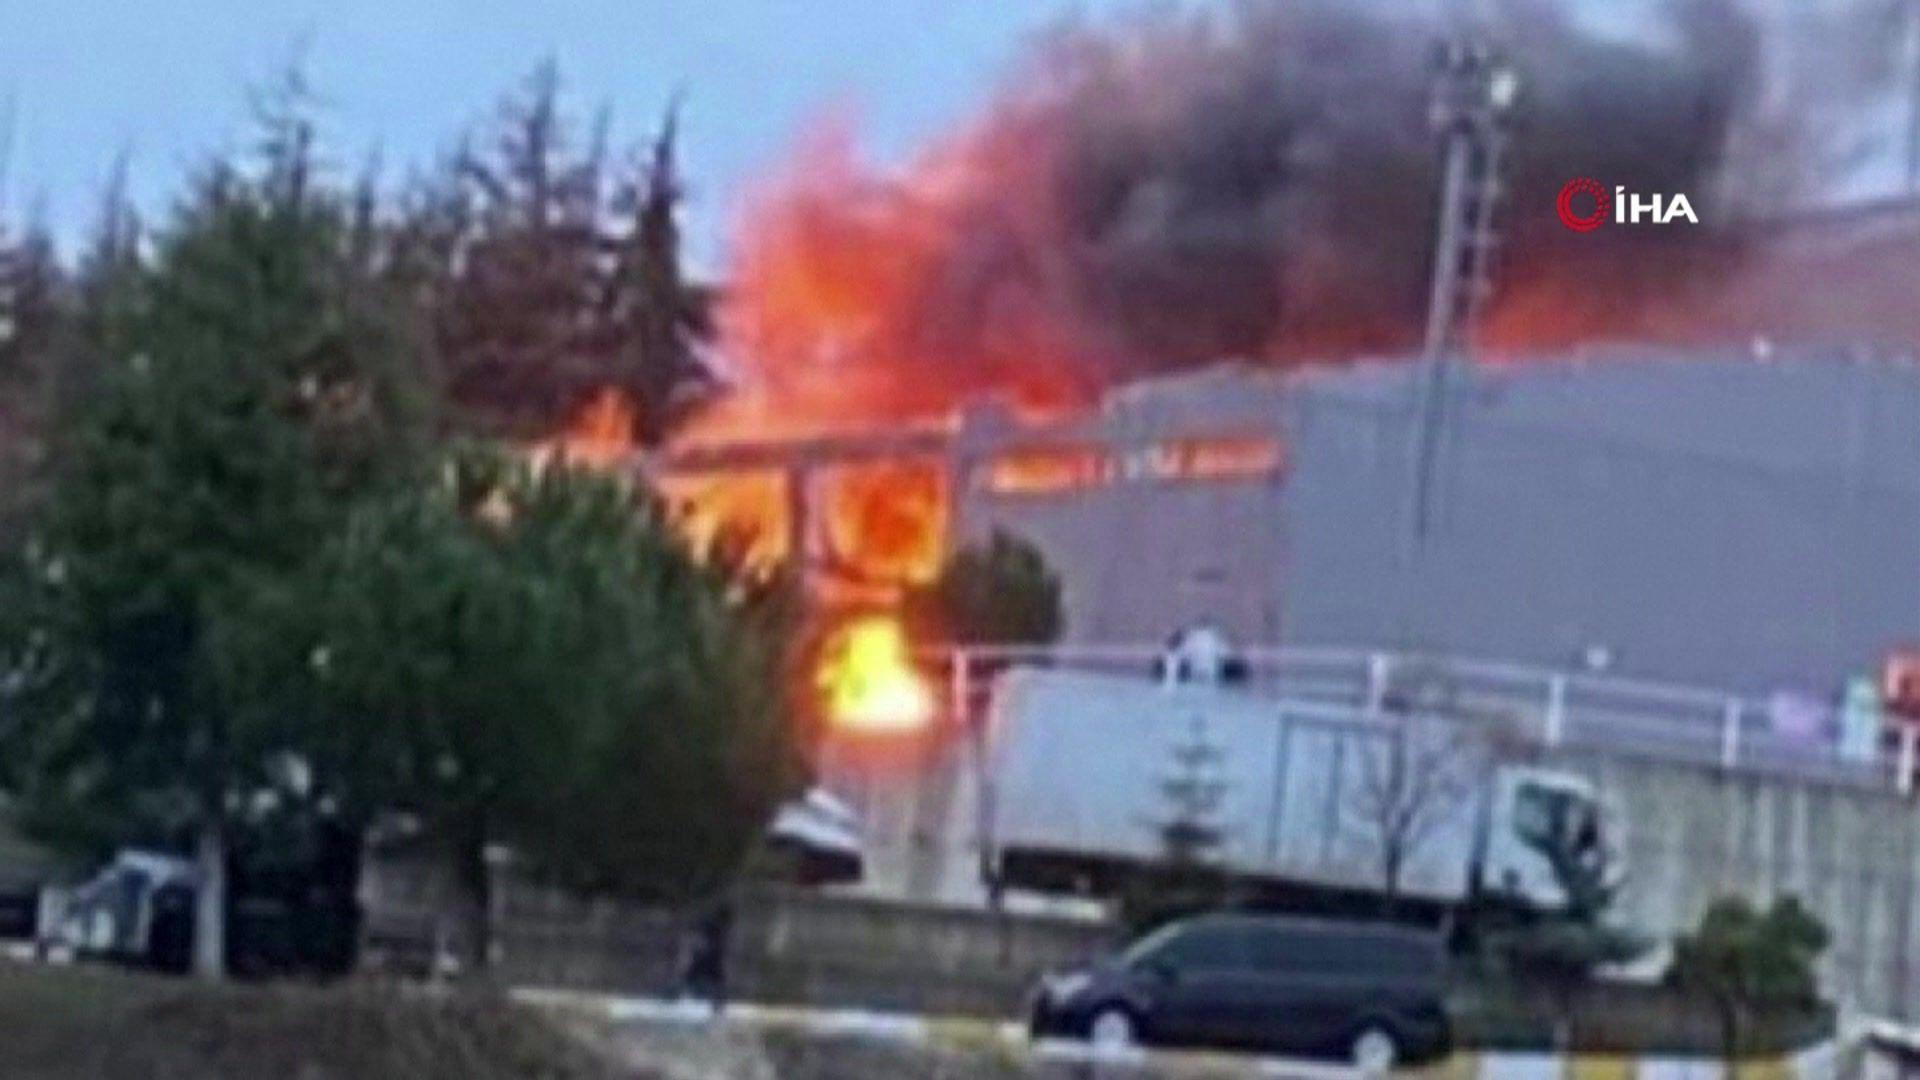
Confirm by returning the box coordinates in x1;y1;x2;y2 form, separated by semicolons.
0;1;1132;268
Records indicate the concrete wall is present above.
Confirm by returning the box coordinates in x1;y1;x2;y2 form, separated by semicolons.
1561;746;1920;1019
362;866;1113;1017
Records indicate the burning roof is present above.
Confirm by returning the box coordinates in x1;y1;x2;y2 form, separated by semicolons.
703;0;1901;437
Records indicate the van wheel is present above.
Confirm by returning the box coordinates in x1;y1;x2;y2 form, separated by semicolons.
1351;1024;1400;1074
1088;1006;1137;1051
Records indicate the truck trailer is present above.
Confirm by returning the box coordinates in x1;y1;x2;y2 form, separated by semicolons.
981;661;1622;915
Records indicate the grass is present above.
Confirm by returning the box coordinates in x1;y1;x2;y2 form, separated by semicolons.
0;959;625;1080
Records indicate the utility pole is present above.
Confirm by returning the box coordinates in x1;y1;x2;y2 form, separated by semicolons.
1906;1;1920;192
1403;40;1518;637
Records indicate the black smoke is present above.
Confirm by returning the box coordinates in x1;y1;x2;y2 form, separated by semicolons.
722;0;1852;419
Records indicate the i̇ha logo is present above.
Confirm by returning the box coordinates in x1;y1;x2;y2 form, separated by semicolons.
1556;176;1697;231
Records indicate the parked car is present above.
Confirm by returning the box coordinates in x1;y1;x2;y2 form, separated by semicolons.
1028;912;1451;1070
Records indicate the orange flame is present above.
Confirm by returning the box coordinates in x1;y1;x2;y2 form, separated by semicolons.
657;468;792;572
817;615;935;734
707;118;1096;437
556;386;639;466
820;462;947;590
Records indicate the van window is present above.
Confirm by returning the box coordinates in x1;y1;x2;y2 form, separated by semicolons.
1130;921;1251;972
1250;926;1341;971
1344;934;1444;979
1251;924;1443;979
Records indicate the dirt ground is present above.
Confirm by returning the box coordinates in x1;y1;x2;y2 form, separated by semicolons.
0;960;622;1080
0;959;1342;1079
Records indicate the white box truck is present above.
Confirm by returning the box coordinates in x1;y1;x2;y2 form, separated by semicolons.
982;662;1620;914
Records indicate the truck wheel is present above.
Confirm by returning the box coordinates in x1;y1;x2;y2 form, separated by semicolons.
1088;1006;1137;1052
1351;1024;1400;1074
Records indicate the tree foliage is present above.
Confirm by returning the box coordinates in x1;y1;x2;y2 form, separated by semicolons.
1667;895;1830;1061
405;64;714;445
0;65;778;982
905;529;1063;647
1118;712;1233;935
4;106;432;975
278;450;803;962
0;221;70;550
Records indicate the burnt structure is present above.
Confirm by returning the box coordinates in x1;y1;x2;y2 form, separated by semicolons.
651;346;1920;697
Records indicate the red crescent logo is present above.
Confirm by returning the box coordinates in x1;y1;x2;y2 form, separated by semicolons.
1557;177;1609;232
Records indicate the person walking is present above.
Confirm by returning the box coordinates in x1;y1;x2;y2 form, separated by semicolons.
679;894;735;1015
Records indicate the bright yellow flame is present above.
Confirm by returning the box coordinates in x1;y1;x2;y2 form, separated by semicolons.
819;616;935;733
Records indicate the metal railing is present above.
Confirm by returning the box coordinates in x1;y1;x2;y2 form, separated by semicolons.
925;643;1911;794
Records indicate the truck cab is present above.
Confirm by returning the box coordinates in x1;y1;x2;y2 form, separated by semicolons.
1479;767;1624;910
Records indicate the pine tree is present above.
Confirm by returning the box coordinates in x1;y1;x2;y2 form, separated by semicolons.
419;66;714;444
604;102;715;444
904;529;1064;647
1156;713;1229;866
1122;711;1233;933
431;63;607;438
0;219;68;548
285;451;803;968
14;112;429;978
1668;896;1830;1064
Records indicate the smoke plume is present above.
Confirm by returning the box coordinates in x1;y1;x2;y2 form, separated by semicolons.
713;0;1827;430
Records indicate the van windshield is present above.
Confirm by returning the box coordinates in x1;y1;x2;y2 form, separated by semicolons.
1121;922;1188;967
1121;920;1253;972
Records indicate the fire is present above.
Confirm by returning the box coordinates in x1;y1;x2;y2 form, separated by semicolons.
657;468;792;572
706;4;1827;428
817;615;936;734
556;386;639;466
820;462;946;590
660;5;1819;614
707;117;1099;436
708;14;1338;432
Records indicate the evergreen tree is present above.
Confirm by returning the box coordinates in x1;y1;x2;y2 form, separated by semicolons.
1;172;136;798
0;219;68;549
905;529;1064;647
603;102;715;443
1122;711;1233;934
11;116;429;977
283;450;803;968
1668;896;1830;1065
1156;714;1229;866
422;66;713;444
432;63;606;438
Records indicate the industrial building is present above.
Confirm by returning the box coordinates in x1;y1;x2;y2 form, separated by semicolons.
661;344;1920;698
961;346;1920;697
654;345;1920;1016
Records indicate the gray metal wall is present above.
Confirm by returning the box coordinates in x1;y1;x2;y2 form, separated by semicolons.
1285;350;1920;695
969;350;1920;696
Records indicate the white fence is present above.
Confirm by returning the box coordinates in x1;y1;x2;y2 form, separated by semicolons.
924;644;1910;794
